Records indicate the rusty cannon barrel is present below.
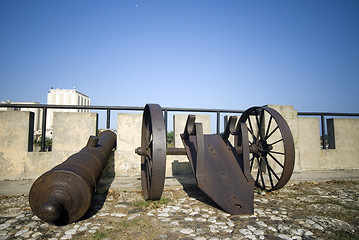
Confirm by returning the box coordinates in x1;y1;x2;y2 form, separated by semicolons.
29;130;116;225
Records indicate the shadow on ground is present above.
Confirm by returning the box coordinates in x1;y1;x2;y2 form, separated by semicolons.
80;151;116;221
173;174;224;212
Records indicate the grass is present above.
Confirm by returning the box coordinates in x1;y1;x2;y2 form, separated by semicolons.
92;231;108;240
313;198;359;211
132;197;171;209
326;180;359;185
331;230;359;240
116;218;158;239
118;218;151;229
290;195;359;228
90;219;155;240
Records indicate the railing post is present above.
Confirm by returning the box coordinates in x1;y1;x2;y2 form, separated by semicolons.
106;109;111;129
164;110;168;144
321;114;326;149
41;107;47;152
217;111;220;134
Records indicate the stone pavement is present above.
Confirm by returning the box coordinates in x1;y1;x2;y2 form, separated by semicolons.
0;170;359;240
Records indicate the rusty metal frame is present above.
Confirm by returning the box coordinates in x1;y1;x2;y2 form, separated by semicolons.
181;115;255;214
136;104;296;215
237;106;295;191
138;104;166;200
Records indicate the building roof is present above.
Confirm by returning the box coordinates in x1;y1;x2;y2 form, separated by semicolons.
48;88;89;98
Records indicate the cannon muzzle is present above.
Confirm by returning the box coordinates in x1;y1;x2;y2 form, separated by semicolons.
29;130;116;225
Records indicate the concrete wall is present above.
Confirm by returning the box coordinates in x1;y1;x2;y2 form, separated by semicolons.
115;113;142;176
0;111;33;179
298;117;359;171
114;113;211;177
0;106;358;180
0;111;98;180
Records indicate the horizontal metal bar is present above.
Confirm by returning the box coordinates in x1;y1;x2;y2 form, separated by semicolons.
166;147;187;155
1;103;358;118
0;104;246;115
298;112;359;117
0;103;144;111
162;107;245;114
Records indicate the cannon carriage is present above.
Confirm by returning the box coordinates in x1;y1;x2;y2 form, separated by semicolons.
136;104;295;215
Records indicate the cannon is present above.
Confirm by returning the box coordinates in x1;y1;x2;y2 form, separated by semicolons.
136;104;295;214
29;130;116;225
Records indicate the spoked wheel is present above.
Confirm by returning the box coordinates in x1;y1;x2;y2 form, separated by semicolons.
140;104;166;200
236;106;295;191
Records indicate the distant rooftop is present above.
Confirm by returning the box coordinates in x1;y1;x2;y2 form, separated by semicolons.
48;88;89;98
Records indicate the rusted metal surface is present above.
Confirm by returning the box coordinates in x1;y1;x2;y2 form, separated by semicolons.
166;147;187;155
181;115;255;215
236;106;295;191
138;104;166;200
29;130;116;225
136;103;295;215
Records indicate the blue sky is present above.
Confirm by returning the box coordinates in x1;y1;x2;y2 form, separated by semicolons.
1;0;359;113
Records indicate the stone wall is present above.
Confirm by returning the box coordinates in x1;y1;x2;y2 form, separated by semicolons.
0;105;358;180
0;111;98;180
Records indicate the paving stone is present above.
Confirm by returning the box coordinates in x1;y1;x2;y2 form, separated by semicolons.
0;223;10;231
64;228;76;235
253;229;264;235
110;212;126;217
14;228;29;237
247;225;256;231
60;234;72;239
277;233;291;239
239;228;252;235
180;228;194;234
128;213;141;220
0;181;358;239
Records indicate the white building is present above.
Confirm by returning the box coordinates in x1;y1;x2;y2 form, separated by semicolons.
46;88;91;134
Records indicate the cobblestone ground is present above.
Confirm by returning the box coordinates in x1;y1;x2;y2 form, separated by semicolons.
0;180;358;240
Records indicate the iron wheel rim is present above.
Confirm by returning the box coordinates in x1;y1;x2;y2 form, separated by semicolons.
236;106;295;191
140;104;166;200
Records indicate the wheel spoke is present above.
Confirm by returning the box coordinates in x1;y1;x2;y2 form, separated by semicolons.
264;156;274;188
247;127;256;144
265;116;273;139
258;109;265;140
255;158;261;184
145;158;152;188
145;157;152;175
264;156;280;180
267;152;285;169
238;106;295;191
269;166;280;181
269;138;283;146
249;155;255;172
247;117;257;142
259;159;266;190
265;125;279;140
268;150;285;155
255;111;261;140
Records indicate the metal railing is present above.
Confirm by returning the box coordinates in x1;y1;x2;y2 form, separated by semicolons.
297;111;359;149
1;103;358;151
